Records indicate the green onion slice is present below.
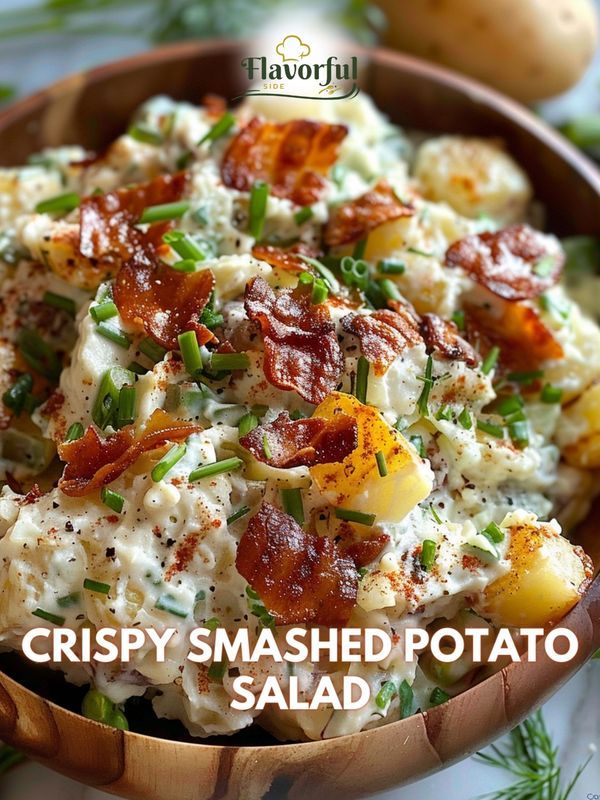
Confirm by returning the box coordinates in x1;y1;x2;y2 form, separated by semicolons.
188;457;242;483
198;112;236;145
151;443;187;482
334;507;376;526
139;201;190;225
43;291;76;317
249;180;269;240
281;487;304;525
35;192;80;215
101;487;125;514
83;578;111;595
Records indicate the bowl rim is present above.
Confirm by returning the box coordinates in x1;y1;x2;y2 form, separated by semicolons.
0;38;598;761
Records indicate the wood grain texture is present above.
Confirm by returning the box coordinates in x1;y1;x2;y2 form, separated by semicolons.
0;40;598;800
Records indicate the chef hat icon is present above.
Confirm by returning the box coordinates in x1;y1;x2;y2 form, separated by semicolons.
275;34;311;62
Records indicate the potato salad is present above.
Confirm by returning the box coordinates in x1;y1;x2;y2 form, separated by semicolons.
0;91;596;741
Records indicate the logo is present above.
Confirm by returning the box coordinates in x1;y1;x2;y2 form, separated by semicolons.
237;34;359;101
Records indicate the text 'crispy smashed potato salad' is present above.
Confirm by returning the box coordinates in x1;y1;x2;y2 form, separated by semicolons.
0;92;597;741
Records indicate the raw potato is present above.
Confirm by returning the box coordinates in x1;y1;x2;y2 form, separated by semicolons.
375;0;598;102
476;516;592;627
414;136;532;223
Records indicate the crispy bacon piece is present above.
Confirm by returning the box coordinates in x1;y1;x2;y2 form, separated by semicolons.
465;300;563;372
445;224;564;301
251;242;319;273
324;180;414;248
79;172;187;263
58;409;200;497
235;502;357;626
240;411;357;468
341;308;422;375
343;533;389;568
114;253;215;350
420;313;480;367
221;117;347;206
244;276;344;404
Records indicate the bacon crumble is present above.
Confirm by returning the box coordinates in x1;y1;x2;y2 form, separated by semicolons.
445;224;564;301
235;502;358;626
419;313;480;367
251;243;320;273
239;411;357;468
341;308;422;375
221;117;347;205
324;180;414;248
244;276;344;404
58;409;200;497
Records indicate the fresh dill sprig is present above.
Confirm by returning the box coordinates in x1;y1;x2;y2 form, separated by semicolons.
475;710;590;800
0;742;26;776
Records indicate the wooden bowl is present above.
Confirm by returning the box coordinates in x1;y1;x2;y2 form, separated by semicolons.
0;39;598;800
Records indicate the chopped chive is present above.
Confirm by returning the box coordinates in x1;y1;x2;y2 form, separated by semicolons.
90;301;118;323
199;292;224;330
378;259;405;275
458;407;472;430
496;395;523;417
139;337;166;363
83;578;111;595
358;566;368;579
509;420;529;448
238;412;259;437
163;230;206;261
394;416;408;432
334;507;376;526
227;506;251;525
189;457;243;482
436;404;452;421
208;659;228;681
375;680;396;709
127;123;164;145
101;487;125;514
375;450;388;477
407;246;433;257
481;346;500;375
18;328;61;380
178;330;203;374
32;608;64;625
281;487;304;525
128;361;148;376
198;112;235;145
429;687;450;707
507;369;544;385
541;384;563;404
399;679;414;719
477;419;504;438
155;594;188;618
115;385;135;428
482;521;504;544
355;356;370;404
249;180;269;240
364;279;387;309
262;433;273;460
420;539;437;571
96;321;131;349
294;206;313;226
379;278;402;301
92;367;134;430
167;258;196;273
409;434;426;458
203;617;221;631
208;352;250;372
2;373;33;415
451;310;465;330
339;256;370;291
65;422;84;442
139;201;190;225
429;504;443;525
151;443;187;482
299;255;340;293
353;238;367;259
311;278;329;304
417;355;434;416
533;255;555;277
35;191;80;214
57;592;80;608
43;291;76;317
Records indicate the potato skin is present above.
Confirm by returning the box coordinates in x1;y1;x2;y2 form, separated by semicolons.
475;517;592;628
375;0;598;102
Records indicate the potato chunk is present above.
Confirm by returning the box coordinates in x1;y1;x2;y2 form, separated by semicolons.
414;136;531;224
476;513;592;628
560;383;600;468
310;392;433;523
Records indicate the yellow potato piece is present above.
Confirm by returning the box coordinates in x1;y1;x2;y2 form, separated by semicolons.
562;383;600;468
477;518;591;628
310;392;433;523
